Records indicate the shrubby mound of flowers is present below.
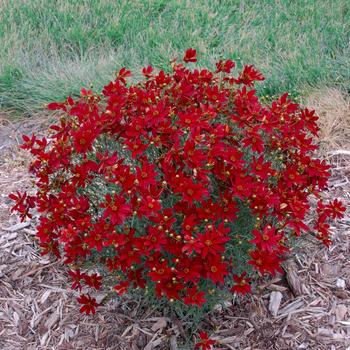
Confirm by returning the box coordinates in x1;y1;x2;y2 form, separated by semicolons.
10;49;345;316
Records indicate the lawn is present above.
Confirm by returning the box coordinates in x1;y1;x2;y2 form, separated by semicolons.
0;0;349;116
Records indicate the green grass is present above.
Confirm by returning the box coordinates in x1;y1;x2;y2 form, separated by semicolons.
0;0;349;116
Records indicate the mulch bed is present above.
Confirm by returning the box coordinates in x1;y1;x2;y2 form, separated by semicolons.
0;116;349;350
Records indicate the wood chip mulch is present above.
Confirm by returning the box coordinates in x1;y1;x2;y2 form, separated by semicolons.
0;116;349;350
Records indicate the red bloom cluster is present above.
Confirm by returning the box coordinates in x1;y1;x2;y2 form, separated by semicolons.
11;49;345;315
195;331;216;349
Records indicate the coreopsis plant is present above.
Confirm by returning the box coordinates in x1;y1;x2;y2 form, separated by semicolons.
10;49;345;318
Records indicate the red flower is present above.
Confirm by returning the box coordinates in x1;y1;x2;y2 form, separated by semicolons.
178;179;209;204
113;281;129;295
68;269;86;290
60;225;78;243
250;225;282;252
183;48;197;63
236;65;264;86
283;167;307;187
149;209;176;233
248;249;283;276
299;108;320;135
215;59;235;73
196;224;230;258
325;199;346;219
81;88;93;96
40;241;61;258
176;257;202;283
142;65;154;78
84;273;102;290
138;196;162;218
231;272;251;295
195;331;216;350
205;256;228;283
178;110;202;128
9;191;35;221
242;130;264;153
250;156;275;180
83;228;105;252
47;102;66;111
117;67;131;84
124;139;148;158
77;294;100;315
184;286;206;306
110;162;136;190
72;122;99;154
144;225;167;252
136;162;158;189
148;261;173;283
8;191;27;211
21;134;37;150
314;219;332;246
100;194;132;225
118;241;143;269
156;278;184;300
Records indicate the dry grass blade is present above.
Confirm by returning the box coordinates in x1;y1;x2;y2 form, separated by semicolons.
304;88;350;155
